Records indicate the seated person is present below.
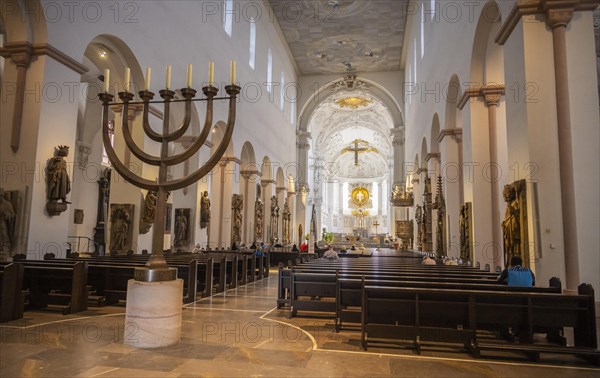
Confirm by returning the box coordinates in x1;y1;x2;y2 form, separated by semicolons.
192;243;201;253
300;242;308;252
422;256;436;265
339;245;347;254
350;244;356;251
231;242;239;251
497;256;535;287
323;245;339;260
291;244;299;252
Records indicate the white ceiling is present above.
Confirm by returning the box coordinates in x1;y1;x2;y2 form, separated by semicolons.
269;0;409;75
308;83;394;179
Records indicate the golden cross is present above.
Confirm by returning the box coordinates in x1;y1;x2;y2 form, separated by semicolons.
342;139;378;166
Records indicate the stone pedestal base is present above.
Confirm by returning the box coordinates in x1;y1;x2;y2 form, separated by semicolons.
124;278;183;348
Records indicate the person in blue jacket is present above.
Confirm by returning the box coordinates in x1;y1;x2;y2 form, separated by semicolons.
497;255;535;287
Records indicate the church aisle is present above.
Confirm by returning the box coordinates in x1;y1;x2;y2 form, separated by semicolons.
0;271;599;377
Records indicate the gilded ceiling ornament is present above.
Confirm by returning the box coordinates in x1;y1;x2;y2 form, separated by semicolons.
335;97;373;109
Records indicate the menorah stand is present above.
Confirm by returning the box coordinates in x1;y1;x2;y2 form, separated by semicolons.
100;81;240;348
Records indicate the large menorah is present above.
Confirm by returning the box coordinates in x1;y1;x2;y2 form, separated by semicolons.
99;69;240;282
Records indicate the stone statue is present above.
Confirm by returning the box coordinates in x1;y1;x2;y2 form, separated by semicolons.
415;204;422;250
502;184;520;265
231;194;243;244
139;190;157;234
282;199;291;244
110;205;132;254
174;209;189;247
200;191;211;228
433;176;446;257
270;195;280;242
459;202;471;263
0;188;16;253
47;145;71;203
255;199;264;242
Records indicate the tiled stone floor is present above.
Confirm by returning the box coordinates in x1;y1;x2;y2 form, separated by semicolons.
1;270;599;377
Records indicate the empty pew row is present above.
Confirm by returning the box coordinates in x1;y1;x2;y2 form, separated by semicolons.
0;253;268;322
361;283;600;364
278;266;501;310
0;261;88;315
0;263;24;322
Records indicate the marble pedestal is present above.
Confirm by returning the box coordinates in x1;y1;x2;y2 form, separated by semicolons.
124;278;183;348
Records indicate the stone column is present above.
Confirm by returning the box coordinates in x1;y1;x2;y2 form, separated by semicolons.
241;169;260;244
438;129;463;257
295;131;311;239
482;85;506;269
546;7;580;291
262;179;275;242
425;153;440;253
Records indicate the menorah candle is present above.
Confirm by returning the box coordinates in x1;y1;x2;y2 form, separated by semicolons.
187;64;193;88
166;65;172;89
124;67;131;92
145;67;151;91
230;61;236;84
104;69;110;93
208;62;214;86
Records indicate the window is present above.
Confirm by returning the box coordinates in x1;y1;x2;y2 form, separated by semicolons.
280;72;285;111
101;120;115;166
266;49;273;93
249;18;256;69
290;99;295;125
223;0;233;36
420;4;425;59
413;40;417;82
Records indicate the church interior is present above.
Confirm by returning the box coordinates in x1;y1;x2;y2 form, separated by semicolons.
1;0;600;376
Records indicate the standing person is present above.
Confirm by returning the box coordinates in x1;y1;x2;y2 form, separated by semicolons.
497;256;535;287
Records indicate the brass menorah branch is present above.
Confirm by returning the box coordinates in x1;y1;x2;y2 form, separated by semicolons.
99;83;240;281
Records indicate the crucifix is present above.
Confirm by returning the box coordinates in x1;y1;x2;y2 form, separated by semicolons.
373;221;380;235
342;139;378;166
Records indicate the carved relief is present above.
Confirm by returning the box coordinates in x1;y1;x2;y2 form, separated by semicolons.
109;204;134;255
231;194;243;245
502;179;529;267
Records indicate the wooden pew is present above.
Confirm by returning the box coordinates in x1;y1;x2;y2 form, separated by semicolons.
0;263;24;322
335;277;562;331
360;284;600;364
15;261;88;315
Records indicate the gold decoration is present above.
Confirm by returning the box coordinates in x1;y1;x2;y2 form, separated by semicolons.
341;139;379;166
351;187;369;207
335;96;372;109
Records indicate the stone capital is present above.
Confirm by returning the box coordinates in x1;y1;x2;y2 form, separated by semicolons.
481;85;505;107
390;127;405;147
424;153;441;164
545;8;575;28
1;42;33;68
437;128;463;144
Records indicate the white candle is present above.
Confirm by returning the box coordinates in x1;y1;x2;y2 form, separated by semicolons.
230;60;236;84
124;67;131;92
187;64;193;88
208;62;214;86
104;69;110;93
165;65;172;89
145;67;151;91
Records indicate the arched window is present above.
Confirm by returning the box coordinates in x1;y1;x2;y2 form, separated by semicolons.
249;18;256;69
280;72;285;111
420;4;425;59
101;120;115;167
223;0;233;37
267;49;273;93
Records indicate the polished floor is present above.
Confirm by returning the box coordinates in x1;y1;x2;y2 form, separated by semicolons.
1;270;599;377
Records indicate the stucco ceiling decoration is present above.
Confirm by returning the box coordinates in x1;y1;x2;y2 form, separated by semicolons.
308;76;394;180
269;0;408;75
335;97;373;109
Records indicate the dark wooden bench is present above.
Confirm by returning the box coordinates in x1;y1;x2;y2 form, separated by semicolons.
0;263;24;322
14;261;88;315
361;283;599;364
335;277;562;331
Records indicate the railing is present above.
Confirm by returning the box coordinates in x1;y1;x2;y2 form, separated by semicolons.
67;236;97;255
